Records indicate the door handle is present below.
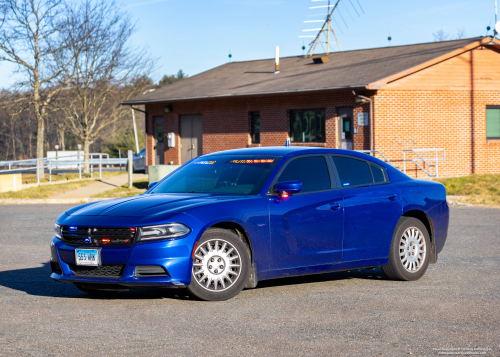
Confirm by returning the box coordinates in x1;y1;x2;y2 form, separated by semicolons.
329;202;341;211
387;194;398;201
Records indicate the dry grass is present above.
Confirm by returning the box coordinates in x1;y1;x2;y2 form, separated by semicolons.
92;179;149;198
436;174;500;207
0;180;96;199
21;170;125;184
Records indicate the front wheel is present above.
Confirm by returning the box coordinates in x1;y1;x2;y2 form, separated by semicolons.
382;217;431;281
187;228;251;301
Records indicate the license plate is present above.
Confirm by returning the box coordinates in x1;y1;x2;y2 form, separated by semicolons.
75;249;100;266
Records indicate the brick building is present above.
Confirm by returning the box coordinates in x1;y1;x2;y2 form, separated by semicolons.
123;37;500;177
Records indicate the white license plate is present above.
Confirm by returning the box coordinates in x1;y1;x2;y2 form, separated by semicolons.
75;249;100;266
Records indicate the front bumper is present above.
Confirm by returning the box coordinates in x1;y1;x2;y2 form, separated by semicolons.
50;234;195;287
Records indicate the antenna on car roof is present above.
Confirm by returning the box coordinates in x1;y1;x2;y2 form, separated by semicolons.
285;139;290;147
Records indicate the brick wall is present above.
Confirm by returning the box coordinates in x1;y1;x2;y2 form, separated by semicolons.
143;88;500;177
373;90;500;177
144;90;371;166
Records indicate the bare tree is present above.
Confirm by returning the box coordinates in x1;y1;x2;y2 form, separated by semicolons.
0;89;36;160
433;29;450;42
58;0;154;172
0;0;76;177
433;28;467;42
456;28;466;40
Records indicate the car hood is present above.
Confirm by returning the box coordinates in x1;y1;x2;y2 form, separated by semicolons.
66;193;250;217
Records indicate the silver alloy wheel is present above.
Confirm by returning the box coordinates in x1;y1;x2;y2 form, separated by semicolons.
192;239;241;292
399;227;426;272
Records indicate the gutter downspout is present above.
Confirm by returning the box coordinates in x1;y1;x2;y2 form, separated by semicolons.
131;108;140;154
353;91;374;153
130;105;148;173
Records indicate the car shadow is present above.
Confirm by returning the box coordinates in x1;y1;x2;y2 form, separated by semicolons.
0;262;194;300
0;263;387;300
253;268;388;290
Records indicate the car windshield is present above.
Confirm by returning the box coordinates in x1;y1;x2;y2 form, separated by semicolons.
150;155;281;195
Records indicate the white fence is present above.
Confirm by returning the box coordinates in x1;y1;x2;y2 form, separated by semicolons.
0;153;128;184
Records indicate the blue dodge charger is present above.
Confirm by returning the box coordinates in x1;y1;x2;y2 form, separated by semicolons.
50;147;449;301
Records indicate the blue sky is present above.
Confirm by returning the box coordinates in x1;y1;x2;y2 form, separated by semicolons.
0;0;496;88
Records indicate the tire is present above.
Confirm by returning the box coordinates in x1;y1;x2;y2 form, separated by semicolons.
187;228;251;301
74;283;121;296
382;217;431;281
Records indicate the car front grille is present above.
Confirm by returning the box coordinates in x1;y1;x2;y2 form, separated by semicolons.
69;264;125;277
62;227;136;246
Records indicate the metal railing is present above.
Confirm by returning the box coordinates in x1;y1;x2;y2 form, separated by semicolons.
403;149;445;179
355;150;394;166
0;153;128;184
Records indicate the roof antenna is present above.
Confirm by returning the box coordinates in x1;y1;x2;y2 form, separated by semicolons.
495;0;499;38
274;46;280;74
300;0;344;57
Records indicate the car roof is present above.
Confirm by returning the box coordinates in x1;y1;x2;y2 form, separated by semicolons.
201;146;374;160
199;146;410;182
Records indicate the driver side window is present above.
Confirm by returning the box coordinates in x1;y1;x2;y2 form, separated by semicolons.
277;156;331;194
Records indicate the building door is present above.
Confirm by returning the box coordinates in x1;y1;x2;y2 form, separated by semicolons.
180;115;203;164
338;108;353;150
154;116;164;165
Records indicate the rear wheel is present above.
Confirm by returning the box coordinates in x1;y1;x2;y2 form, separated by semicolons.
187;228;250;301
382;217;431;281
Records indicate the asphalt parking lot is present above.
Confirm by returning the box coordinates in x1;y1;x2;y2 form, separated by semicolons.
0;205;498;356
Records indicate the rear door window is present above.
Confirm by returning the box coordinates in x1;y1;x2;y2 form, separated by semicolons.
331;156;374;188
277;156;331;193
370;164;386;183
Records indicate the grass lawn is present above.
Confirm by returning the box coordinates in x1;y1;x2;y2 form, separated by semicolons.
0;180;96;199
92;179;149;198
436;174;500;207
21;170;125;184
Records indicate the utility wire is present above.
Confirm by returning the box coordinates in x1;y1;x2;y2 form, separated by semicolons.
342;1;355;21
356;0;365;14
331;16;344;34
349;0;360;16
337;8;349;28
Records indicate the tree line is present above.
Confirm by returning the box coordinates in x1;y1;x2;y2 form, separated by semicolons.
0;0;186;175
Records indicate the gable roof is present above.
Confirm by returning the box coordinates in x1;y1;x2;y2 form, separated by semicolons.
123;37;497;105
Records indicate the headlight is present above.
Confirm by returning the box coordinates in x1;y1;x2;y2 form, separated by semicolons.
54;223;62;239
138;223;191;241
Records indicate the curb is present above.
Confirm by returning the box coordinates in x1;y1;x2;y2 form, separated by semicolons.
447;200;475;207
0;198;111;204
22;177;104;189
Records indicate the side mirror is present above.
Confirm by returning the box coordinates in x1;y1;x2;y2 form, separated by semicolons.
274;180;302;198
148;181;159;190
